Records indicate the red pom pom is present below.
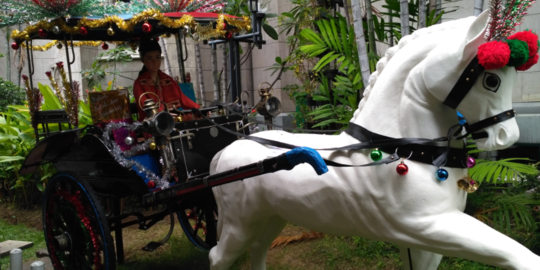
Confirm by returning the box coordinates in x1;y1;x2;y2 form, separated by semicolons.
478;41;511;70
516;54;539;71
508;30;539;57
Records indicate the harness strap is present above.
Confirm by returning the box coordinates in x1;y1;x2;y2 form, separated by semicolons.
443;56;486;109
461;109;516;140
191;109;468;168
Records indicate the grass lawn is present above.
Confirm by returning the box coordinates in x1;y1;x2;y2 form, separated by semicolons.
0;202;503;269
0;219;47;270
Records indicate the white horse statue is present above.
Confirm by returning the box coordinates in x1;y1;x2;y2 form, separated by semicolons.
208;10;540;270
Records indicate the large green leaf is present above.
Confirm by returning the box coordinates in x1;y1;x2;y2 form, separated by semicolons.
0;156;25;163
263;23;279;40
300;28;325;46
469;158;538;183
38;83;63;110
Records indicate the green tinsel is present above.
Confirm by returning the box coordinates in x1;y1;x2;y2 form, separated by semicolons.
0;0;130;29
506;39;530;67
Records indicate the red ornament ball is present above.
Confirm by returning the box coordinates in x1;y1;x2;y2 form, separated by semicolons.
508;30;539;57
147;181;156;189
155;37;159;41
38;29;47;38
225;31;233;40
79;26;88;36
142;22;152;33
478;41;511;70
396;163;408;176
11;42;19;50
517;53;539;71
221;22;227;30
101;43;109;50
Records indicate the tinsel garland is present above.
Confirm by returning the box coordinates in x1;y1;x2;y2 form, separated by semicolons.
129;0;226;13
22;75;42;128
56;62;78;127
486;0;536;41
103;121;170;189
11;9;250;42
0;0;130;27
69;81;80;127
45;190;103;270
46;71;66;107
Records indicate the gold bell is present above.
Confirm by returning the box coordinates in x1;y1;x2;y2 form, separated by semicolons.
107;27;115;36
149;142;156;150
457;176;479;193
175;115;183;122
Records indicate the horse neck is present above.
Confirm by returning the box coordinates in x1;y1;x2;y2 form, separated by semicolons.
352;46;459;141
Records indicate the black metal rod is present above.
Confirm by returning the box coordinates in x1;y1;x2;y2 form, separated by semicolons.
175;32;186;83
25;41;34;90
114;198;125;264
69;35;76;65
29;41;35;76
63;35;74;89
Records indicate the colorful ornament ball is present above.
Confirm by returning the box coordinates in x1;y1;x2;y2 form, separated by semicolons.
79;26;89;36
142;22;152;33
396;163;408;176
38;29;47;38
11;42;19;50
466;156;476;168
370;149;382;161
436;168;449;181
107;27;115;36
102;43;109;50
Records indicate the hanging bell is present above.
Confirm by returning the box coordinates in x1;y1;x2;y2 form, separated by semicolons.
52;25;61;34
107;27;115;36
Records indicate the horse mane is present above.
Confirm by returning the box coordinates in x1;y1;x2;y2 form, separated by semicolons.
351;17;478;122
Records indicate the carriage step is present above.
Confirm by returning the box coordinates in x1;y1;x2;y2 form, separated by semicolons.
142;241;163;252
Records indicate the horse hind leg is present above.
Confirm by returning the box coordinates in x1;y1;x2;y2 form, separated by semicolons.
399;247;443;270
404;211;540;270
250;216;287;270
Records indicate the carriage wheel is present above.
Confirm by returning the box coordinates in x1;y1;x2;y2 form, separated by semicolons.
177;190;218;251
43;172;116;270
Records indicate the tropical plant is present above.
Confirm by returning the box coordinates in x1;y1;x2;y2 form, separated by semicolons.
81;45;135;91
0;83;93;206
307;68;361;130
0;77;26;112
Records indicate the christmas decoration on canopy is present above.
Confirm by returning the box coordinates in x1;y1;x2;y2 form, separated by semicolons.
0;0;130;27
129;0;226;14
45;71;66;107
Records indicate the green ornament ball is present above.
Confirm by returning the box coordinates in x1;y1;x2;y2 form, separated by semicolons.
370;149;382;161
506;39;529;67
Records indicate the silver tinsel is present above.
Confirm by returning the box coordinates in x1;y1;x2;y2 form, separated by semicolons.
103;121;170;189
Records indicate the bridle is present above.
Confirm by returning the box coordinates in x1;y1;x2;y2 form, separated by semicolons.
443;56;516;140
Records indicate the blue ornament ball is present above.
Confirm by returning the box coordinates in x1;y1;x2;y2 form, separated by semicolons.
436;168;449;181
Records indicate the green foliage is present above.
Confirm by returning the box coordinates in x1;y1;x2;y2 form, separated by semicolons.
0;77;26;112
308;70;361;131
0;219;47;269
466;171;540;247
469;158;539;184
223;0;278;40
81;45;135;91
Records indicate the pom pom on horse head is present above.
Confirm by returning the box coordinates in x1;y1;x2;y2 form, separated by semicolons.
209;8;540;270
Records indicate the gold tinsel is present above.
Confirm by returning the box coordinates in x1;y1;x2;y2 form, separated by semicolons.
57;65;77;126
12;9;251;44
47;74;65;107
21;40;124;51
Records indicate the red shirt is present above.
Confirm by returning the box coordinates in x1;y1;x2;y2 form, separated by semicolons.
134;70;200;119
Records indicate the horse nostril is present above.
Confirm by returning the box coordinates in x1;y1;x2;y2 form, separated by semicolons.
496;127;508;145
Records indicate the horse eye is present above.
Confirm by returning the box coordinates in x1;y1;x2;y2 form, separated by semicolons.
483;72;500;93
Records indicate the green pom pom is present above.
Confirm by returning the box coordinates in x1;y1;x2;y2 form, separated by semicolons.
506;39;529;67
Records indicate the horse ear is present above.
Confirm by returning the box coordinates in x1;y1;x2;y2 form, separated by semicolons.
463;10;490;59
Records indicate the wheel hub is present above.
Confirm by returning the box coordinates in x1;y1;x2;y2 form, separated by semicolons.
53;232;72;251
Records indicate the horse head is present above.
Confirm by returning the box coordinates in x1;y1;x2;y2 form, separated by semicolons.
421;11;538;151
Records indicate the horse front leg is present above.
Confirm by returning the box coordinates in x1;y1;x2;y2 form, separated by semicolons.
399;247;443;270
402;210;540;270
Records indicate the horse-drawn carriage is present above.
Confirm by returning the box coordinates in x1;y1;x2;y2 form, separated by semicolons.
11;6;325;270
